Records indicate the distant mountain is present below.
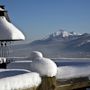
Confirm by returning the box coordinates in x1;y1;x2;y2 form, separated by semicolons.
66;33;90;52
12;30;90;58
30;30;81;45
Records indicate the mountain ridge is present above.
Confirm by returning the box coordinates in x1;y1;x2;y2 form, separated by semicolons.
12;30;90;58
30;30;82;45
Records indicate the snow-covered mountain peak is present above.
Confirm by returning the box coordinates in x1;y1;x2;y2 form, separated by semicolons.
52;30;70;37
69;32;81;36
49;30;81;38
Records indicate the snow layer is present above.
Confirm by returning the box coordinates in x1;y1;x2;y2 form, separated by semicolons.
30;51;57;77
56;66;90;79
0;72;41;90
0;16;25;41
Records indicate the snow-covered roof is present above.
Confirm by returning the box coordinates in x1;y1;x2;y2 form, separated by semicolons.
0;16;25;41
0;69;41;90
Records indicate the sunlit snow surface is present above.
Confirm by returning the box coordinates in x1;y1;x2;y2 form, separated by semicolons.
55;58;90;79
56;66;90;79
0;71;41;90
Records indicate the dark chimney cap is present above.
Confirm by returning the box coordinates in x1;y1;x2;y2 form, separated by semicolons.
0;5;5;9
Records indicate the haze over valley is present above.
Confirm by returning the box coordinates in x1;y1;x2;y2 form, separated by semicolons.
11;30;90;58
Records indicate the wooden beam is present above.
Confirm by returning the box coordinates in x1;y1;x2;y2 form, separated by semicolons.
37;76;56;90
56;80;90;90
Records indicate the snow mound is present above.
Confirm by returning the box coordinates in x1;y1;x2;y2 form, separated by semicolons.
56;66;90;79
30;51;57;77
0;72;41;90
0;69;30;78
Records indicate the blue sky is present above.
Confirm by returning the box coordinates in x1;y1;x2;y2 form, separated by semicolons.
0;0;90;42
